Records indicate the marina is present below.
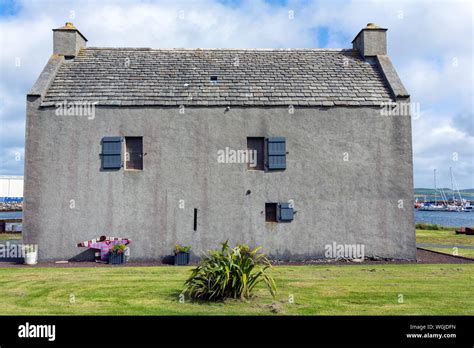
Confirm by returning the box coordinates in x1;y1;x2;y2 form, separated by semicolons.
414;168;473;213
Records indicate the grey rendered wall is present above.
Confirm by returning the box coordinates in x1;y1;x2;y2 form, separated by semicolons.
23;104;415;261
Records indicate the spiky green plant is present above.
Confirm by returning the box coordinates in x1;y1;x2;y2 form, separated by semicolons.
183;241;276;300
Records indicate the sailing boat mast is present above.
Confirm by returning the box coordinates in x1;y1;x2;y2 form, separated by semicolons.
450;167;455;202
451;169;464;201
434;169;437;205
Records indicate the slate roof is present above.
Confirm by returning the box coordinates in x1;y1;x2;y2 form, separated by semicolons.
41;48;394;107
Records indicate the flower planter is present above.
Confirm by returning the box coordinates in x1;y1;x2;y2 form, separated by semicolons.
108;252;125;265
24;251;38;265
174;251;189;265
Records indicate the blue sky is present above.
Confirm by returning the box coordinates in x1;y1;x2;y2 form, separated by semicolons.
0;0;472;188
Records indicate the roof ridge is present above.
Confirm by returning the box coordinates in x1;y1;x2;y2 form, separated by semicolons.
84;47;353;52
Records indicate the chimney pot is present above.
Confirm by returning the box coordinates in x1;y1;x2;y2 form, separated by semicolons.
366;23;379;29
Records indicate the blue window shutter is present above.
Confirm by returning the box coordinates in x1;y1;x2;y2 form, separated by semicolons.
278;202;294;222
267;137;286;170
102;137;122;169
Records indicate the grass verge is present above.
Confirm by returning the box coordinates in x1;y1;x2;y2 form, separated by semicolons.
0;264;472;315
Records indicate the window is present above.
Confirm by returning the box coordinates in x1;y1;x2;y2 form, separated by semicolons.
247;136;287;171
101;136;144;171
266;202;294;223
267;137;286;170
101;137;122;169
247;137;264;170
210;75;218;84
125;137;143;170
265;203;277;222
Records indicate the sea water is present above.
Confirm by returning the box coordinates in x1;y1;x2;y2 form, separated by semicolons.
415;210;474;227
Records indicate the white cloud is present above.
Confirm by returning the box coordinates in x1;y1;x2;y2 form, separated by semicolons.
412;110;474;188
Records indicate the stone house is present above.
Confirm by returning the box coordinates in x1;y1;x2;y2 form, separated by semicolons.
24;22;415;261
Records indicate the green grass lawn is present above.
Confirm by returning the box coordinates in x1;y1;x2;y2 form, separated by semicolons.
0;264;472;315
416;229;474;246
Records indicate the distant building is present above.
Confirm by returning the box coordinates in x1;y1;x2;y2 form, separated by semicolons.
24;23;415;261
0;176;23;202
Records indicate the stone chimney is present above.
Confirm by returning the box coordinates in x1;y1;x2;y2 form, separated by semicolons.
52;22;87;57
352;23;387;57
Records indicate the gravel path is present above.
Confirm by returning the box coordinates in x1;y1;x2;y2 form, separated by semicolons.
416;248;474;264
